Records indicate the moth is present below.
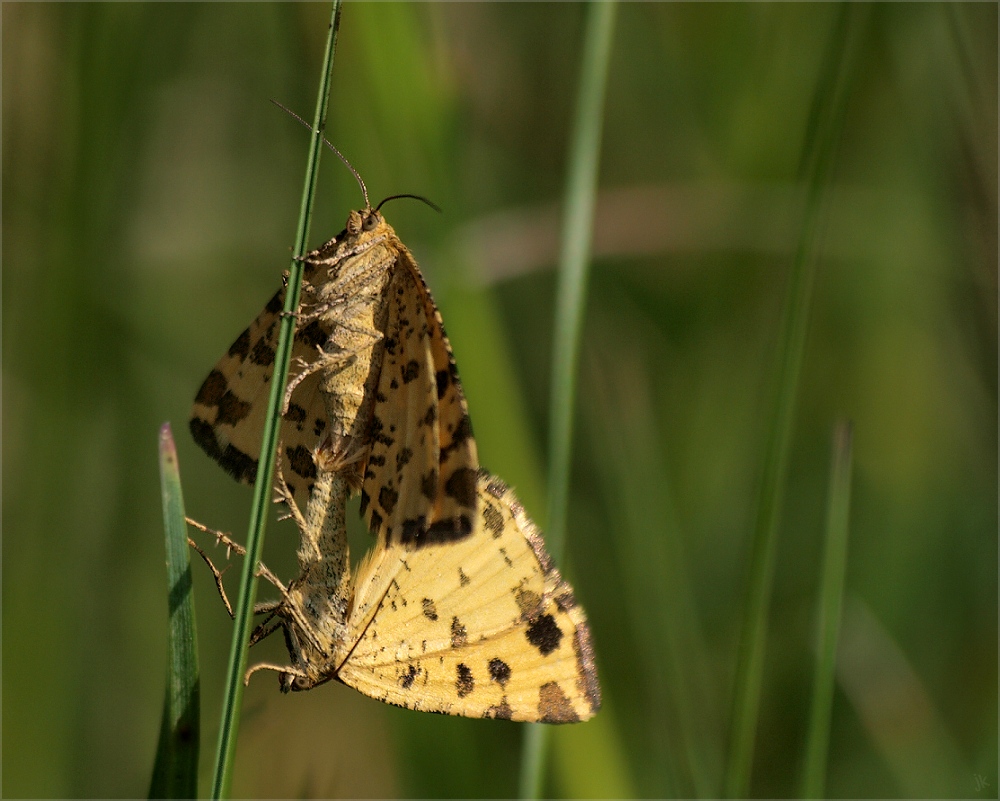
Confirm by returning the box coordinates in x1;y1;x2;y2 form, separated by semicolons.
191;190;600;722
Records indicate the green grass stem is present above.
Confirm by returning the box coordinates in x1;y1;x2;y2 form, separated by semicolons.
724;7;868;797
518;2;617;798
801;420;854;798
149;423;200;799
210;3;342;796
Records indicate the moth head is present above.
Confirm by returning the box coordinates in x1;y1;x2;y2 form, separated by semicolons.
346;209;364;236
345;208;384;237
279;671;314;693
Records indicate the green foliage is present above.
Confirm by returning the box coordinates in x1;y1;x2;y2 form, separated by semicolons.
4;3;996;798
149;424;200;799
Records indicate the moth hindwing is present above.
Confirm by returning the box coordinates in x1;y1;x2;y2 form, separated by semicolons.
191;205;600;722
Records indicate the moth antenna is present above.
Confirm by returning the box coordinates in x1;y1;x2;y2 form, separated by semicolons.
375;194;442;214
269;98;370;210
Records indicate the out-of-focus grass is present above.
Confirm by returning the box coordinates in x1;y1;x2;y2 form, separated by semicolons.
3;3;996;797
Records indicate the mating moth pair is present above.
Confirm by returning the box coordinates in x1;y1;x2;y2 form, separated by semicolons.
190;194;600;723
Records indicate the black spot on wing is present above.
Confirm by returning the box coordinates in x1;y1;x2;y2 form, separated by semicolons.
538;682;579;723
485;698;513;720
379;486;398;516
215;391;252;427
264;290;283;315
286;444;317;480
425;515;473;545
456;664;474;698
190;416;259;484
445;468;477;508
450;617;468;648
399;665;418;690
525;614;563;657
421;598;438;621
482;503;504;538
286;403;307;426
396;447;413;472
194;370;228;407
488;658;511;687
249;337;276;366
218;444;259;484
435;369;450;398
399;516;427;546
401;359;420;384
228;329;251;359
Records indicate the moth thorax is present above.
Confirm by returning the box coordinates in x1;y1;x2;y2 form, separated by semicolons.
317;268;393;451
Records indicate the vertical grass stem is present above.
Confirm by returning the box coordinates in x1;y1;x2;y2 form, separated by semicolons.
210;3;343;797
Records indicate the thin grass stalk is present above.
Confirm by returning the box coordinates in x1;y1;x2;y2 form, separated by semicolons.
724;6;867;797
518;2;617;798
801;420;854;798
149;423;200;799
210;4;343;796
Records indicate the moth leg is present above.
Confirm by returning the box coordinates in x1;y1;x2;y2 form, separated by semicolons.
300;233;387;269
272;454;308;531
244;660;308;687
186;517;287;618
282;349;331;414
187;536;237;618
254;563;326;655
249;617;284;648
185;516;246;558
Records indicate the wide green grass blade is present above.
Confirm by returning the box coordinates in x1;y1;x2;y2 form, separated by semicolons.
801;420;854;798
724;7;868;797
518;2;617;798
210;3;342;797
149;423;200;799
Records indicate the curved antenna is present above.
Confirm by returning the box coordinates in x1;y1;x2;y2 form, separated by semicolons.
375;193;442;214
269;99;370;210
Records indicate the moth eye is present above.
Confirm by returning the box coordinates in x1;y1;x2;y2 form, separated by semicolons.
362;212;379;231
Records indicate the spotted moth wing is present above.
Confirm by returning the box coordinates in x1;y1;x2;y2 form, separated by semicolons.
189;260;335;509
358;238;479;549
336;470;600;723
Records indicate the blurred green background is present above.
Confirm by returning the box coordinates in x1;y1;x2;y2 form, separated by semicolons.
4;3;996;798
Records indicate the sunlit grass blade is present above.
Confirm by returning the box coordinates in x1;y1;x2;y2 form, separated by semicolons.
801;419;854;798
149;423;200;800
519;2;617;798
210;3;343;797
724;6;869;797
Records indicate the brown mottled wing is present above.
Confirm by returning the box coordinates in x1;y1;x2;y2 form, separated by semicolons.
190;276;334;508
359;250;478;547
337;471;600;722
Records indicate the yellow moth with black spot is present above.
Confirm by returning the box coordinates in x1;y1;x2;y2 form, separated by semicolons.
191;199;600;722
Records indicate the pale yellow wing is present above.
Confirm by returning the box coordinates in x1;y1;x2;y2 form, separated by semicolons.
190;266;335;508
359;246;479;548
338;470;600;722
